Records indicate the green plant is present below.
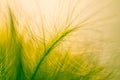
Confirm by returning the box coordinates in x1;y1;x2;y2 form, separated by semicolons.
0;1;114;80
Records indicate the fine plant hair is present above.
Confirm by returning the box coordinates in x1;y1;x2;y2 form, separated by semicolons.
0;0;115;80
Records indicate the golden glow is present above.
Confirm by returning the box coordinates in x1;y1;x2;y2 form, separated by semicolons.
0;0;119;55
0;0;120;80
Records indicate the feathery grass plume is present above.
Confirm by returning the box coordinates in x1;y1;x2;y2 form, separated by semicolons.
31;24;80;79
0;3;28;79
31;49;113;80
0;0;116;80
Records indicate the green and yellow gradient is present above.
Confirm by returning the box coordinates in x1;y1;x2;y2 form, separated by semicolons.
0;0;120;80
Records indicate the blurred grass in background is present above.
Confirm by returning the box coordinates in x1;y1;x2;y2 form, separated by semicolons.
0;0;120;80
